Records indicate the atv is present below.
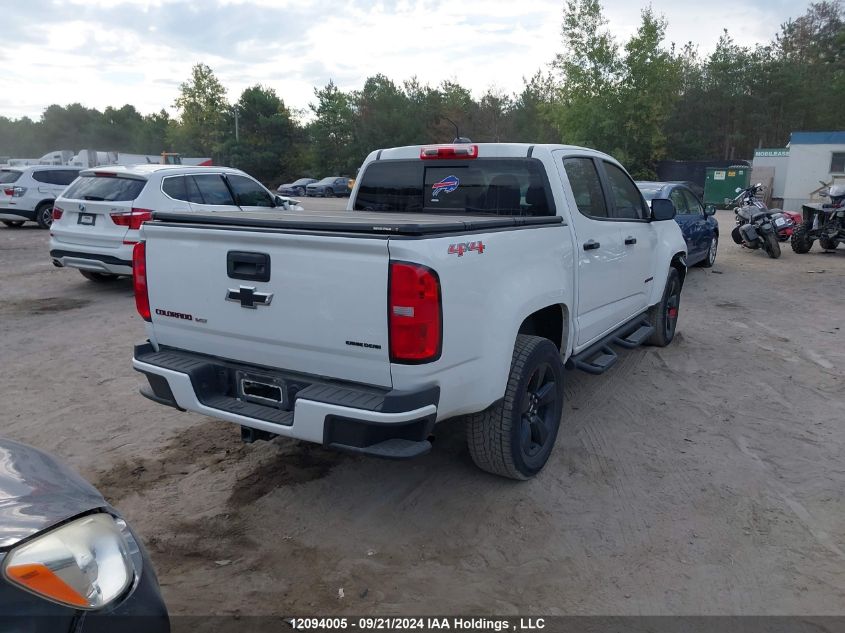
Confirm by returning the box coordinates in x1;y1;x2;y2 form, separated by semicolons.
791;184;845;253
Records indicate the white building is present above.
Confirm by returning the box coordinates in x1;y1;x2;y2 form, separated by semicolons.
753;131;845;210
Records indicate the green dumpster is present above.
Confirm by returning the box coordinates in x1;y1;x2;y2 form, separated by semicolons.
704;166;750;208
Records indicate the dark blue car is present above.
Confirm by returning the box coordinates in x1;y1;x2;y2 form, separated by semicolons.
637;181;719;267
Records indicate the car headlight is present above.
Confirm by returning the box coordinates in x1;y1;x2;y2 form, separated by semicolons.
3;513;137;610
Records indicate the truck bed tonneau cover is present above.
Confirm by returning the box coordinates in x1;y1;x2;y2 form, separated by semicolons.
151;210;563;236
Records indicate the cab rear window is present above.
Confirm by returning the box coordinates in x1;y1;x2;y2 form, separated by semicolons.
0;170;22;184
354;158;555;216
63;176;146;202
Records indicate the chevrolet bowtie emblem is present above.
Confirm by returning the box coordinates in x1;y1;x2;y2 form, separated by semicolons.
226;286;273;309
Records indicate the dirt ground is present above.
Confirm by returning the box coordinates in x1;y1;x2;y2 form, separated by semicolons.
1;206;843;616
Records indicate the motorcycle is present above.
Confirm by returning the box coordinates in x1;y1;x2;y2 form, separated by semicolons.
791;183;845;253
730;183;790;259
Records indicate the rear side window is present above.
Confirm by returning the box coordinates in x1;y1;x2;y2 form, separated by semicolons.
603;162;648;220
354;158;554;216
0;170;21;184
32;170;57;184
62;176;146;201
162;175;203;203
192;174;235;206
34;170;80;186
563;158;608;218
227;174;274;207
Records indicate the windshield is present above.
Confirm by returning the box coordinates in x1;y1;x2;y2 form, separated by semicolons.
354;158;555;217
62;176;146;201
0;170;22;184
639;188;661;201
316;177;337;184
292;178;313;185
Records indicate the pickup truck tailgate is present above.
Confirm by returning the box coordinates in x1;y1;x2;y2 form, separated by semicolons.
143;223;392;387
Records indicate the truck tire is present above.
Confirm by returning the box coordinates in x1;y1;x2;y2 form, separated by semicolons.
79;270;120;283
646;268;681;347
467;334;564;480
818;237;839;250
791;224;814;253
35;202;54;229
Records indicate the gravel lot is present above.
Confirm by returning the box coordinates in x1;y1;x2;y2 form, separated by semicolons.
1;204;843;616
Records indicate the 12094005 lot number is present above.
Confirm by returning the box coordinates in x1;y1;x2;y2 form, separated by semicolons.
290;618;349;629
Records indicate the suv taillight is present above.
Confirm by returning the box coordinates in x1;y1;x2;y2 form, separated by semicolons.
389;261;441;363
111;208;153;230
52;206;63;221
132;242;151;321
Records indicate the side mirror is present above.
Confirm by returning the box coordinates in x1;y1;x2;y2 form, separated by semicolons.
704;204;716;216
755;182;762;188
274;195;290;209
651;198;676;221
735;187;742;193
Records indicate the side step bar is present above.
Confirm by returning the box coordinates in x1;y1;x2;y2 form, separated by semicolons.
568;317;654;375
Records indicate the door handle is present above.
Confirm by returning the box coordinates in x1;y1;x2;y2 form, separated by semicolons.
624;236;637;245
583;240;600;251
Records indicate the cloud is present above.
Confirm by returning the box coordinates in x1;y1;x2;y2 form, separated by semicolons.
0;0;810;122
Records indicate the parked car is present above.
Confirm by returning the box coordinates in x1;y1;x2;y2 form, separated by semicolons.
131;143;686;480
306;176;350;197
277;178;317;197
0;438;169;631
50;165;303;283
0;165;82;228
637;181;719;267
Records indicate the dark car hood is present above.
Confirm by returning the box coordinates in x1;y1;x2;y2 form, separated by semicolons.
0;439;105;549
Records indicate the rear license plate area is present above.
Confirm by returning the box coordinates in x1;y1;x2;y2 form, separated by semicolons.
78;213;96;226
236;371;287;409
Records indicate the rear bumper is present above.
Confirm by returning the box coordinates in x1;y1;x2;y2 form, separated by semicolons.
50;247;133;275
133;343;438;459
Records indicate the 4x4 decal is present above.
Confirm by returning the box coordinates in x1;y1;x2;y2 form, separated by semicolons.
448;241;486;257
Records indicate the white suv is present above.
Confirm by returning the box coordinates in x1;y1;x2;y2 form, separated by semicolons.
0;166;82;228
50;165;303;282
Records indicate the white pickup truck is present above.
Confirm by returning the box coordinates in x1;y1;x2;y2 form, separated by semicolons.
132;143;687;479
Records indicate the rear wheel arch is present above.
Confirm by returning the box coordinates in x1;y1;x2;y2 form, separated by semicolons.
517;304;569;353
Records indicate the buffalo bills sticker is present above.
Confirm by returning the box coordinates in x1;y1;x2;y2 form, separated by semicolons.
431;175;459;202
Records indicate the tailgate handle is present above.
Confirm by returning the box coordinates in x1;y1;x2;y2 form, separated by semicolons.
227;251;271;282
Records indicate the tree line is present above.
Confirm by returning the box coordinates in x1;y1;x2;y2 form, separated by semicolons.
0;0;841;183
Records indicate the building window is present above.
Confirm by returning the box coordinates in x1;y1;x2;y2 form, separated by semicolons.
831;152;845;173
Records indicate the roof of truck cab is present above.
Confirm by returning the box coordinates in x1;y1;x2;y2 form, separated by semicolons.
79;164;241;178
373;143;608;161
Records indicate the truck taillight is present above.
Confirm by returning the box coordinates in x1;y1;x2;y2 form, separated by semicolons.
420;145;478;160
111;208;153;230
389;261;441;363
133;242;151;322
52;206;63;221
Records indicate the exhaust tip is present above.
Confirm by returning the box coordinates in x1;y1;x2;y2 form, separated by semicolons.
52;259;63;268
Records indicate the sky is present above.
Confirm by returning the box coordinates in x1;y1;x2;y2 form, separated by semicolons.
2;0;807;122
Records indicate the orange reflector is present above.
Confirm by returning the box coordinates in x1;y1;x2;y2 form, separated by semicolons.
6;563;89;607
